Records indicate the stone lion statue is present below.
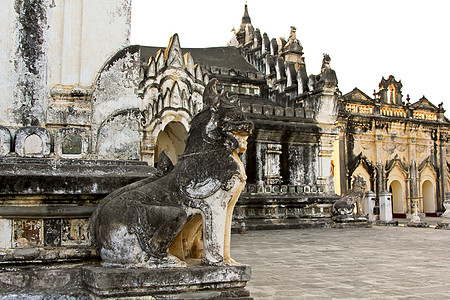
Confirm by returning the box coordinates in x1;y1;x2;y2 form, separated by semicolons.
90;79;253;268
332;175;366;216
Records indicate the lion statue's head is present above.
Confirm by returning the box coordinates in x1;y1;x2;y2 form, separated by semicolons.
183;79;253;157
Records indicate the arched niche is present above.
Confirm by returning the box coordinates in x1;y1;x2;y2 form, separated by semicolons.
419;166;436;215
15;126;51;157
143;109;191;166
24;134;43;155
422;180;436;214
387;165;407;215
155;121;188;165
390;180;404;214
97;109;141;160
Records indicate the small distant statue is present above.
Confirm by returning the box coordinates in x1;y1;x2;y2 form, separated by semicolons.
321;53;331;72
442;200;450;218
309;53;337;90
90;79;253;268
289;26;297;39
332;175;366;216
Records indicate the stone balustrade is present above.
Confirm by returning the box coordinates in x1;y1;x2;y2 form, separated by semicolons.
345;104;373;114
240;103;313;119
413;111;437;121
344;103;439;122
380;107;406;118
0;126;89;159
244;184;325;194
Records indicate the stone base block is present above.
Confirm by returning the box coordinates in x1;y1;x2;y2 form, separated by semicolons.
436;220;450;230
332;214;368;223
0;262;89;297
331;215;370;228
81;264;252;299
331;222;372;229
232;218;334;232
406;222;429;228
371;220;399;226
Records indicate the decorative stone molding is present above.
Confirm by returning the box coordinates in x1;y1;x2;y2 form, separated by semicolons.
96;109;142;161
54;127;89;158
138;34;206;165
14;126;51;157
0;126;11;156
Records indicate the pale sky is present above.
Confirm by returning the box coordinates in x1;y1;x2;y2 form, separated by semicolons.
131;0;450;114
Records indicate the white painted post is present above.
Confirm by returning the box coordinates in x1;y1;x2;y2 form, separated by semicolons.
364;191;377;221
379;191;393;222
411;199;421;223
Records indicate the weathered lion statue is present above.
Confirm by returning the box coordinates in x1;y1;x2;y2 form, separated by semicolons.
332;175;366;216
90;79;253;268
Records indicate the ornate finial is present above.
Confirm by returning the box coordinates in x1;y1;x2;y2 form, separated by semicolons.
231;27;236;34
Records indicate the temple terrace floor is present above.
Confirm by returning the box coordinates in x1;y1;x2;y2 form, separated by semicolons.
231;224;450;299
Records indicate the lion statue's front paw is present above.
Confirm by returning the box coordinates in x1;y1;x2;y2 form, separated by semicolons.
201;257;229;267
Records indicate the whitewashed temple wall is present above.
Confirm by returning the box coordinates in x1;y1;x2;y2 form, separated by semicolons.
0;0;131;127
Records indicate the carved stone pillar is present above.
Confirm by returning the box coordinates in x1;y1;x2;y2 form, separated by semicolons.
255;142;264;185
438;131;447;212
408;161;418;215
140;134;156;166
264;143;282;185
317;131;338;193
376;163;385;194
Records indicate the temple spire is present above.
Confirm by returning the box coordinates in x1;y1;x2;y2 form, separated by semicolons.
228;3;255;47
241;3;251;25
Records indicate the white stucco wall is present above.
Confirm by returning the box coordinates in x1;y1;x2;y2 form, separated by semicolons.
0;0;17;126
0;0;131;127
47;0;132;87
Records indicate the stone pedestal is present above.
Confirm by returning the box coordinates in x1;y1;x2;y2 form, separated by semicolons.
331;214;370;228
364;191;377;221
379;192;392;222
436;219;450;230
81;264;252;299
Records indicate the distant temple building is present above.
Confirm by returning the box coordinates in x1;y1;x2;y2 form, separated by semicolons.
336;75;449;218
0;1;449;294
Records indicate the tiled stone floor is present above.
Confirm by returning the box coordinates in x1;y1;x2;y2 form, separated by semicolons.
231;226;450;300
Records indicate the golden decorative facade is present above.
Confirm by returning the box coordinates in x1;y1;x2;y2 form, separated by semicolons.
335;76;449;217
